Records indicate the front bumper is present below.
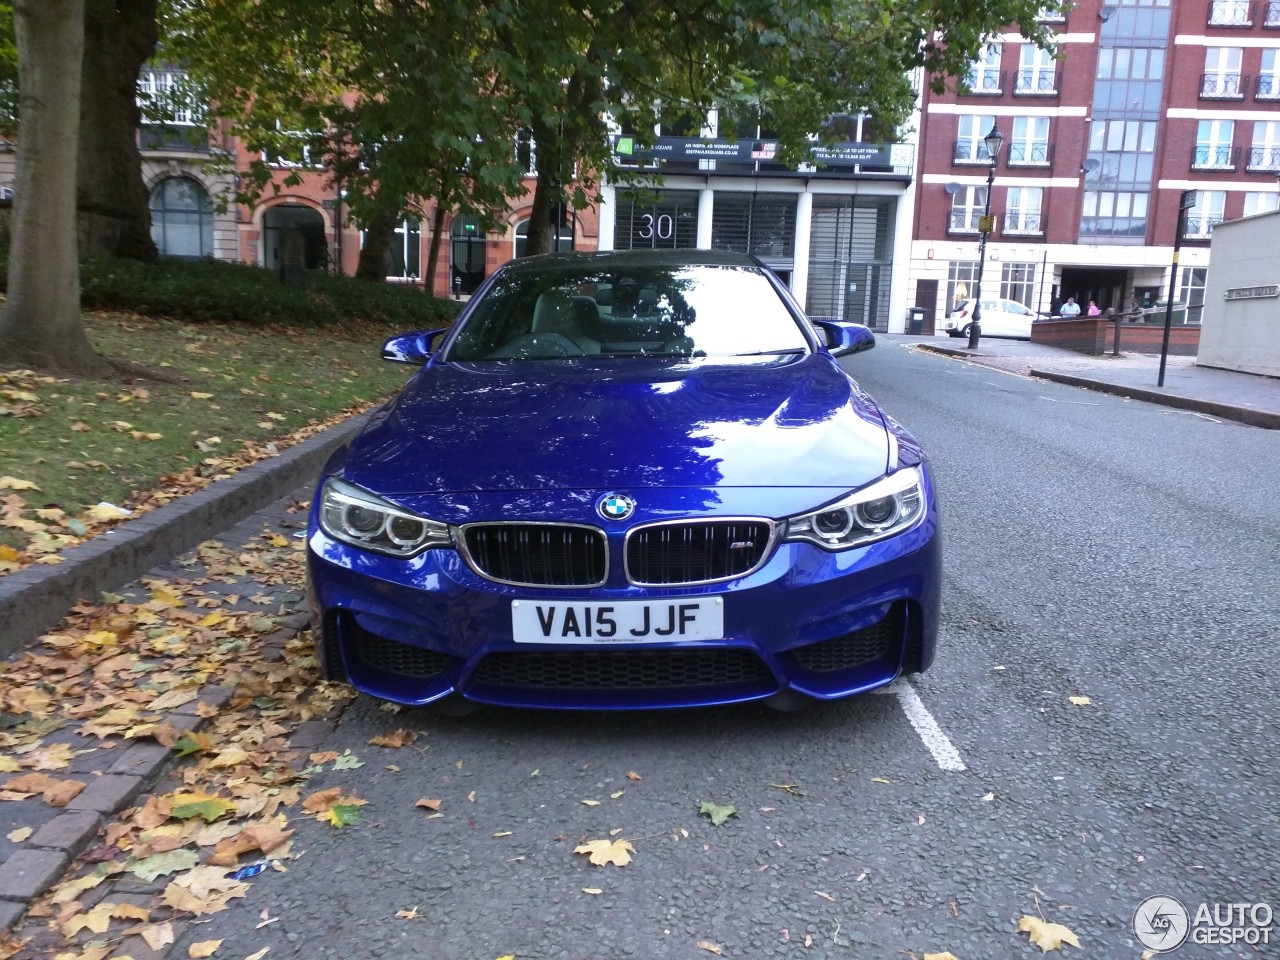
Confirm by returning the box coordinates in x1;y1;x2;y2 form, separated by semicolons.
306;492;941;711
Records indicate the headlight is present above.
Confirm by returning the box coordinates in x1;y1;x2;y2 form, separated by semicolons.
318;477;453;558
782;466;926;551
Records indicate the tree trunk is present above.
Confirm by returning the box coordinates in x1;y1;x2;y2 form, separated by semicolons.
525;171;557;257
0;0;105;375
424;201;446;296
355;199;400;282
78;0;158;261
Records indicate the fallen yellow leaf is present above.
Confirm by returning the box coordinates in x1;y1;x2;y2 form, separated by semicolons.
1017;915;1081;952
6;826;32;842
1068;696;1092;706
574;838;634;867
696;941;723;955
188;939;223;958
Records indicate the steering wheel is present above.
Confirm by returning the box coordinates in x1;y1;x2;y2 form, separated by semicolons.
491;332;585;359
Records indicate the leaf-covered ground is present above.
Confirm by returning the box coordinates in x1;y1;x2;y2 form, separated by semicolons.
0;504;359;959
0;311;411;572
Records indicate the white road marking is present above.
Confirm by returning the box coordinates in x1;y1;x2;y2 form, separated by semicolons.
876;680;967;772
1036;395;1100;405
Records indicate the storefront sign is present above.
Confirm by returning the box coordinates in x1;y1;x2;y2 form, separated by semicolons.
612;136;902;168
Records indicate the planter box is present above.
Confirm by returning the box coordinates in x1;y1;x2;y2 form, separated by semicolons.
1031;317;1200;356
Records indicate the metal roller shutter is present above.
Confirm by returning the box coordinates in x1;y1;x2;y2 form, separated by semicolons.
806;197;896;332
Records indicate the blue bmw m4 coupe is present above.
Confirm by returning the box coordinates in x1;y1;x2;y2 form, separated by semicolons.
306;249;940;710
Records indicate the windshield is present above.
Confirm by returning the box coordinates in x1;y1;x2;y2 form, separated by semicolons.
446;263;811;361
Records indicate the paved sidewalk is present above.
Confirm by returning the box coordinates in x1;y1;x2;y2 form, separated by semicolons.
905;334;1280;429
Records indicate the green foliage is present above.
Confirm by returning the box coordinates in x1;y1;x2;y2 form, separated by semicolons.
0;254;462;329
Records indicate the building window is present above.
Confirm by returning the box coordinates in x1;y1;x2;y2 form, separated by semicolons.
1267;0;1280;26
1086;119;1157;184
149;177;213;258
1179;267;1208;324
1007;117;1051;165
390;219;420;280
1248;121;1280;170
1015;45;1057;95
1208;0;1253;24
516;130;537;175
1193;120;1236;169
1081;190;1149;239
953;114;997;163
963;43;1003;94
1258;50;1280;98
947;261;979;310
947;186;987;233
1001;263;1037;306
1201;47;1244;98
137;69;202;126
1184;192;1225;240
1004;188;1044;235
1036;4;1066;21
262;120;326;168
1243;191;1280;217
514;209;575;258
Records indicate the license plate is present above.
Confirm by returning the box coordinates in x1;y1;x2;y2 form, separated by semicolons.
511;598;724;644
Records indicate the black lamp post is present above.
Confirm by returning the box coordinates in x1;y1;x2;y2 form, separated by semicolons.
967;122;1005;350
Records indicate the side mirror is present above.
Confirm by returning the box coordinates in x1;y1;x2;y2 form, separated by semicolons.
381;328;447;365
811;319;875;357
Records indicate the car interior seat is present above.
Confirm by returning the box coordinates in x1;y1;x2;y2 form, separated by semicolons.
530;290;602;354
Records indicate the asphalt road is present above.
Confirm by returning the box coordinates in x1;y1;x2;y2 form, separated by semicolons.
168;341;1280;959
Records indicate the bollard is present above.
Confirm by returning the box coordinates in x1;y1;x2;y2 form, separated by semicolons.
1110;309;1122;356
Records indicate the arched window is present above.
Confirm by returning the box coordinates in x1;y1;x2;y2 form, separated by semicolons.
149;177;213;258
514;205;576;258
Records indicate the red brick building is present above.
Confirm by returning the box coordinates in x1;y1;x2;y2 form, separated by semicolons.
906;0;1280;333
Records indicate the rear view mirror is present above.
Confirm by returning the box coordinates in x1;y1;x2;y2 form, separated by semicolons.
381;329;447;365
810;319;875;357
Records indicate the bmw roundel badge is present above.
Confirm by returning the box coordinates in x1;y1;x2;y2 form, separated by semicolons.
598;493;636;522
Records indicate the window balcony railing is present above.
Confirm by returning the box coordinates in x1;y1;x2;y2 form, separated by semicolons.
1266;0;1280;25
961;70;1005;95
1183;216;1224;240
1003;211;1047;236
139;125;210;153
1014;70;1058;95
947;211;983;234
1201;73;1247;99
1208;0;1255;25
1006;142;1054;166
1257;75;1280;98
952;140;995;164
1192;145;1240;170
1246;145;1280;170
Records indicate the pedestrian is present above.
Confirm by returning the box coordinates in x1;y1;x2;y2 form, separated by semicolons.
1127;292;1143;321
1087;299;1101;316
1059;296;1081;318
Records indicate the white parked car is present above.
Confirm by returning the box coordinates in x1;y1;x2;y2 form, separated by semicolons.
943;298;1036;340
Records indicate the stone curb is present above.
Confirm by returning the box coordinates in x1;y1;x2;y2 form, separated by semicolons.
914;343;1279;430
1028;369;1280;430
0;413;368;658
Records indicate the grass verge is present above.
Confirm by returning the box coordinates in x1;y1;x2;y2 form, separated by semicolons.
0;309;417;570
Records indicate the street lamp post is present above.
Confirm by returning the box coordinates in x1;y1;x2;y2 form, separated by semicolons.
967;122;1005;350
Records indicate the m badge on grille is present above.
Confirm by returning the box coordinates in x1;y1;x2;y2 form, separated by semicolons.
598;493;636;521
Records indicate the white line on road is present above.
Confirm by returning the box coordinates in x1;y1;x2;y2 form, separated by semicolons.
876;680;967;772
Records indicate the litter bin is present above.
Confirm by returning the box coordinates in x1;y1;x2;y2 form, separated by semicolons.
906;306;926;335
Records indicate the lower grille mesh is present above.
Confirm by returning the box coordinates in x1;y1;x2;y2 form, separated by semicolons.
353;625;453;679
789;613;898;673
473;649;771;690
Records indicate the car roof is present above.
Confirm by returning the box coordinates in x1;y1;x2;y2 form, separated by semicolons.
495;248;762;276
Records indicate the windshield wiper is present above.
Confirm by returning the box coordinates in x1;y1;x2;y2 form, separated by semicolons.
732;348;807;357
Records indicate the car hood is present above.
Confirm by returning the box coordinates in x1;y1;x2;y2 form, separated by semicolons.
342;355;890;505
